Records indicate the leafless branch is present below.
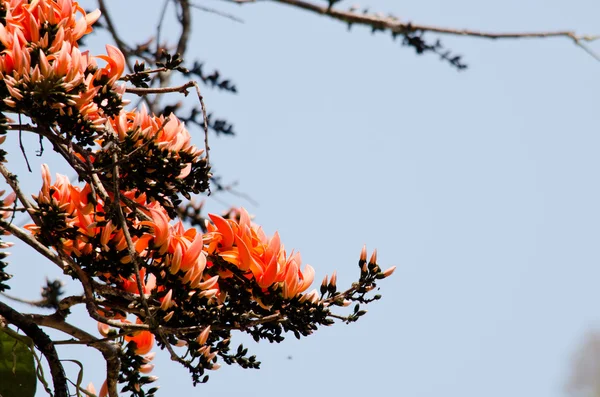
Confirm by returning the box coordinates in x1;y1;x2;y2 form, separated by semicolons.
191;2;244;23
126;81;197;95
229;0;600;59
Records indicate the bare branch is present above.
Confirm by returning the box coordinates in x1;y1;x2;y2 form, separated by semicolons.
230;0;599;59
175;0;192;58
190;2;244;23
0;220;63;270
126;81;197;95
0;163;39;222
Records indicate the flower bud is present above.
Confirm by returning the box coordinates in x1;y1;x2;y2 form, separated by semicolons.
383;266;396;278
189;270;204;289
197;275;219;290
320;275;328;295
196;326;211;345
368;249;377;266
143;352;156;363
330;271;337;288
307;289;320;304
163;311;174;322
97;322;111;337
160;289;173;311
198;288;218;299
169;245;182;274
359;244;367;264
181;268;194;284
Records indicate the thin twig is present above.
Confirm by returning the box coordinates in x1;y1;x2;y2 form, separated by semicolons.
175;0;192;58
0;292;47;308
7;124;39;133
18;114;32;172
156;0;172;55
0;220;63;269
126;81;196;95
192;82;211;176
190;2;244;23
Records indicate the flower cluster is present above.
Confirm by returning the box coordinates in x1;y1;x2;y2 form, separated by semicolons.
204;210;315;299
0;0;124;144
94;107;210;212
0;0;210;205
31;164;317;303
28;164;325;392
0;1;393;396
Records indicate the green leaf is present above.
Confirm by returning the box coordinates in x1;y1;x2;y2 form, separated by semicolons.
0;328;37;397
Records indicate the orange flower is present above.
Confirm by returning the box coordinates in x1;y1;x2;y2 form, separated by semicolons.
108;106;204;162
0;190;16;220
125;329;155;355
0;0;101;51
95;44;125;85
205;208;315;297
0;1;124;140
120;268;156;296
124;318;155;355
86;380;108;397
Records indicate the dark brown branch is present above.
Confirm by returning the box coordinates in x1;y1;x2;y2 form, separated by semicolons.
126;81;196;95
7;124;40;133
29;313;100;344
155;0;171;56
0;301;68;397
235;0;599;46
0;220;63;270
30;312;122;397
56;261;123;397
0;164;39;223
193;82;211;172
175;0;192;58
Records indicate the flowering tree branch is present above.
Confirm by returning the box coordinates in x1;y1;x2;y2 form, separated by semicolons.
0;1;397;396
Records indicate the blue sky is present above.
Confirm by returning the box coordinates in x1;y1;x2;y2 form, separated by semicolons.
3;0;600;396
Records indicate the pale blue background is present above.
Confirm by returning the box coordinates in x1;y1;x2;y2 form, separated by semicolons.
2;0;600;396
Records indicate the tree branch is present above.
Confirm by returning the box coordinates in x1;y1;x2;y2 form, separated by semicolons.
0;301;68;397
232;0;599;57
